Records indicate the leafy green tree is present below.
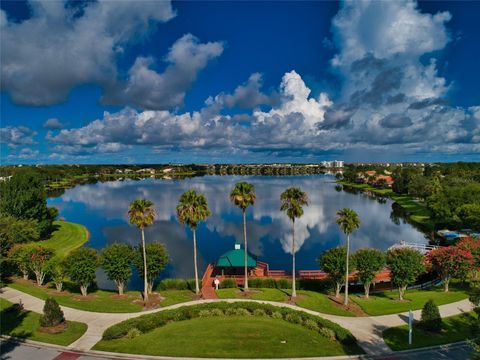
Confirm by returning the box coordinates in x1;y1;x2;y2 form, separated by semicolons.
0;215;40;277
65;248;98;296
318;247;352;298
336;208;360;305
230;181;256;290
46;258;67;292
456;204;480;231
420;299;442;332
8;244;31;279
28;245;54;286
133;241;168;294
0;172;57;237
386;248;425;300
176;190;211;294
353;248;385;298
128;199;156;303
280;187;308;298
101;243;135;295
40;298;65;328
426;246;474;291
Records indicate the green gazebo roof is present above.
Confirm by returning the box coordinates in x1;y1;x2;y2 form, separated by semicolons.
216;246;257;268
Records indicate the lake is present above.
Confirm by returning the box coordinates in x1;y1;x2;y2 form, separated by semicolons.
47;174;427;290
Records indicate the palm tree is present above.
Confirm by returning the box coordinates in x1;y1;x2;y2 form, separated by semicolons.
230;181;256;290
280;187;308;298
336;208;360;306
176;190;211;295
128;199;156;303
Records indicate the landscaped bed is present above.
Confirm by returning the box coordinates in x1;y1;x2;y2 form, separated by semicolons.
351;283;470;316
94;302;363;358
0;298;87;346
8;279;196;313
383;311;477;350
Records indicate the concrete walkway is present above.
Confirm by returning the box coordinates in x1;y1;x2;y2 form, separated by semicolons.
0;287;473;357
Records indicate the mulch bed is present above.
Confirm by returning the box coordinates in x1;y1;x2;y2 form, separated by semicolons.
328;295;367;316
72;294;98;301
133;292;162;309
38;322;67;334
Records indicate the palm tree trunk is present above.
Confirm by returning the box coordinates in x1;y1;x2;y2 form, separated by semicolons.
292;219;297;298
243;210;248;290
193;229;199;295
141;228;149;303
344;233;350;306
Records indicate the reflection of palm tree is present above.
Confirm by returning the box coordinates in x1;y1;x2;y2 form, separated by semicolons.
336;208;360;306
280;187;308;298
230;181;256;290
128;199;156;304
176;190;211;295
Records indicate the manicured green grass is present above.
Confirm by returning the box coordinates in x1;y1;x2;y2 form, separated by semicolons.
0;298;87;346
9;281;143;313
38;221;89;258
383;311;477;350
159;290;196;307
215;288;356;316
351;285;469;316
338;181;431;226
94;315;355;358
9;280;197;313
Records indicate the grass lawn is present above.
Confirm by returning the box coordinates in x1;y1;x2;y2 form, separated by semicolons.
8;280;196;313
0;298;87;346
337;181;431;226
351;284;470;316
216;288;356;316
383;311;477;350
94;315;358;358
38;221;89;258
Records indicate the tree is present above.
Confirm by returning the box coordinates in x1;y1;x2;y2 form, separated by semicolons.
128;199;156;303
46;258;67;292
457;238;480;278
318;247;352;298
8;244;31;280
230;181;256;290
280;187;308;298
0;172;57;238
176;190;211;295
386;248;425;300
101;243;135;295
0;216;40;277
133;241;168;293
420;299;442;332
28;245;54;286
456;204;480;231
40;298;65;328
353;248;385;298
65;248;98;296
336;208;360;305
426;246;474;291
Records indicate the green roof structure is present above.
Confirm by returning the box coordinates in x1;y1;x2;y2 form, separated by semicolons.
216;244;257;268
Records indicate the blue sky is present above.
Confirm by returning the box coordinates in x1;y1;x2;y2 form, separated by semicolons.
1;0;479;164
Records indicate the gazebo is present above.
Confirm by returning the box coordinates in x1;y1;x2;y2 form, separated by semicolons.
214;243;257;276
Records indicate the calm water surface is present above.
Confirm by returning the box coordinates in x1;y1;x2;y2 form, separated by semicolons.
48;175;427;290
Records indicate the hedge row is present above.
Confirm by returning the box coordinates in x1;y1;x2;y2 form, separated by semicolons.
102;301;356;346
156;278;196;291
220;277;330;292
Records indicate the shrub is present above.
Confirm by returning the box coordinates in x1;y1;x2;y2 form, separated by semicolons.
271;311;283;319
263;278;277;288
40;298;64;327
126;328;141;339
319;327;336;340
220;278;237;288
157;278;188;291
225;307;237;316
285;313;303;324
304;319;319;331
199;310;212;317
276;278;291;289
234;308;251;316
210;308;224;316
248;278;263;288
253;309;267;317
420;299;442;332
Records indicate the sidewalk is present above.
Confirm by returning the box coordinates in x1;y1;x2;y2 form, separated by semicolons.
0;286;473;356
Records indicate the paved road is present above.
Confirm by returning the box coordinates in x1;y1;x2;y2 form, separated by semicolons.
0;340;472;360
0;287;474;357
